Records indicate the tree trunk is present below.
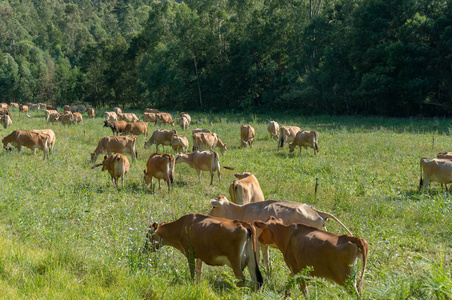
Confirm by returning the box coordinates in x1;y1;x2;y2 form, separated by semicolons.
193;56;203;109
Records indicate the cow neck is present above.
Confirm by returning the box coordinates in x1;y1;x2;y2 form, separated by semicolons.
268;223;291;251
157;220;186;254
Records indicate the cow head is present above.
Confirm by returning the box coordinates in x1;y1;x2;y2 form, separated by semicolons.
103;120;110;127
288;143;296;153
143;169;152;187
144;222;166;252
208;196;230;218
254;216;282;245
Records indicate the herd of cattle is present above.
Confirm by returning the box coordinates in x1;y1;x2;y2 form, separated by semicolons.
0;101;447;296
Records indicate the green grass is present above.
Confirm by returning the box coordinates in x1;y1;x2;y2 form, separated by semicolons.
0;109;451;299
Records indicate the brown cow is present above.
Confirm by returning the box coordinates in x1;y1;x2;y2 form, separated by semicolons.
267;121;279;140
240;125;255;148
103;120;128;136
1;114;12;129
278;126;301;148
229;171;264;205
122;122;148;138
118;112;140;123
87;108;95;118
92;153;130;188
73;112;83;124
419;157;452;192
176;151;232;185
90;136;138;163
155;112;174;126
171;135;189;153
144;213;263;290
1;130;50;160
192;132;227;154
46;105;57;111
143;153;175;192
144;129;177;152
289;130;319;155
32;129;56;153
254;217;368;296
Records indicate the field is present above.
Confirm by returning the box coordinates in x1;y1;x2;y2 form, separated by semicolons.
0;110;451;299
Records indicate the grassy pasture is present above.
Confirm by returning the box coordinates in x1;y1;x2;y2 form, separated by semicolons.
0;110;451;299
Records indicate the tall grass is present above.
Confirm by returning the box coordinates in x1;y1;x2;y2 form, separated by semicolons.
0;109;451;299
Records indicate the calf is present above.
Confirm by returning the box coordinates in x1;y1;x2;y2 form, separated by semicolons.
267;121;279;140
289;130;319;155
144;129;177;152
118;112;140;123
87;108;95;118
175;151;232;185
122;122;148;138
90;136;138;163
192;132;227;154
278;126;301;148
229;171;264;205
144;213;263;290
171;135;189;153
155;112;175;126
240;125;255;148
1;114;12;129
254;217;368;296
143;153;175;192
2;129;50;160
103;120;127;136
104;111;118;121
92;153;130;188
419;157;452;191
32;129;56;153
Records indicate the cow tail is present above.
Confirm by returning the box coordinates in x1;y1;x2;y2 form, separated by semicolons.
278;135;284;148
236;221;263;288
314;131;319;153
169;155;175;184
419;159;424;191
314;209;353;235
350;237;369;295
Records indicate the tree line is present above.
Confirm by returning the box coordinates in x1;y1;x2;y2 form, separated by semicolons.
0;0;451;117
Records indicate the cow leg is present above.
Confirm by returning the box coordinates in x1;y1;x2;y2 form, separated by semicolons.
158;179;161;190
121;175;125;187
197;170;202;183
210;171;214;185
155;144;159;153
195;259;203;282
217;169;221;184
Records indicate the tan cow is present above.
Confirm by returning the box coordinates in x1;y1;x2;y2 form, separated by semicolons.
143;112;157;123
180;112;191;123
118;112;140;123
278;126;301;148
437;152;452;159
90;136;138;163
45;109;58;121
254;217;368;296
73;112;83;124
87;108;95;118
104;111;118;121
155;112;174;126
0;103;9;109
60;113;74;126
144;213;263;290
19;105;30;118
192;128;211;135
419;157;452;191
176;151;233;185
209;196;353;272
289;130;319;155
103;120;128;136
171;135;189;153
179;115;190;131
114;107;123;115
240;125;255;148
1;130;50;160
47;113;60;124
192;132;227;154
1;115;12;129
267;121;279;140
10;103;19;109
144;129;177;152
92;153;130;188
145;108;160;113
229;171;264;205
122;122;148;138
143;153;175;192
32;129;56;153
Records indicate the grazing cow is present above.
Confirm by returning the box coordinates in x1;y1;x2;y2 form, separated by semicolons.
179;115;190;131
175;151;233;185
278;126;301;148
180;112;191;123
192;128;211;135
229;171;264;205
267;121;279;140
171;135;189;153
143;153;175;192
73;112;83;124
240;125;255;148
419;157;452;191
1;130;50;160
209;196;353;272
38;103;47;110
192;132;227;154
123;122;148;138
104;111;118;121
155;112;175;126
143;112;157;123
10;103;19;109
90;136;138;163
32;129;56;153
118;112;140;123
103;120;128;136
60;114;73;126
0;103;9;109
45;110;58;121
145;108;160;113
144;129;177;152
254;217;368;296
19;105;30;118
92;153;130;188
1;115;12;129
289;130;319;155
47;113;60;124
114;107;123;115
144;213;263;290
87;108;95;118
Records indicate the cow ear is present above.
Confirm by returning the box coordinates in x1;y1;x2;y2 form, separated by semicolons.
104;155;108;160
143;169;147;174
210;199;221;207
254;220;267;229
151;222;158;230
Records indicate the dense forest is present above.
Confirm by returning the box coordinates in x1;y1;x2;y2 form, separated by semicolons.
0;0;451;116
